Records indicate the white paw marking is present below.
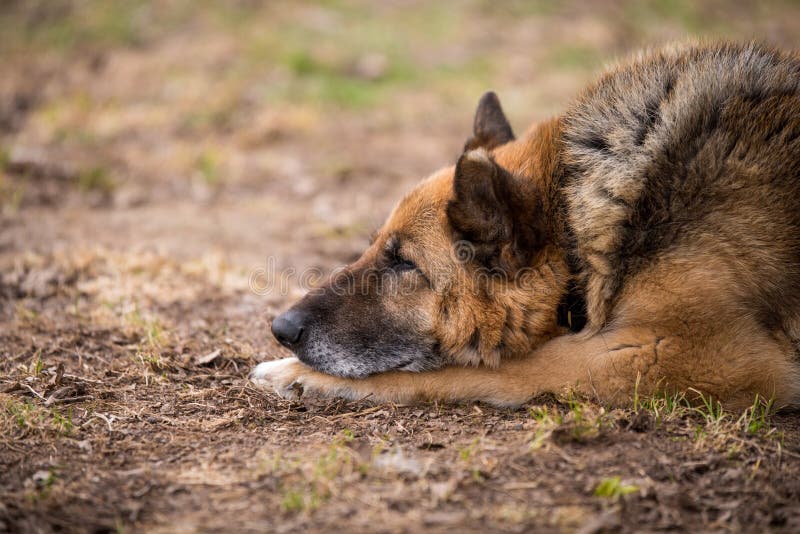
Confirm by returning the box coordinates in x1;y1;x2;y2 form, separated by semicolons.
249;358;297;381
249;357;305;400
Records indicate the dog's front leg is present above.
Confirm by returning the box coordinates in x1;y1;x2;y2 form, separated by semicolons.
250;322;797;409
249;356;544;406
249;335;600;407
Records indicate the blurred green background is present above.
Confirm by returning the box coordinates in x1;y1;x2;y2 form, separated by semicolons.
2;0;800;267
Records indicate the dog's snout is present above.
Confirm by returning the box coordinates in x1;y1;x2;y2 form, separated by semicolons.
271;310;308;349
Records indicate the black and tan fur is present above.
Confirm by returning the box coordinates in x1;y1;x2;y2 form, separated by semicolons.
252;42;800;410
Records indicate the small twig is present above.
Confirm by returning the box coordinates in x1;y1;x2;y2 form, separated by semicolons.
185;402;216;410
63;374;105;384
311;415;334;425
356;392;375;404
0;439;27;454
89;413;114;432
503;481;541;491
327;405;384;422
46;395;94;406
21;383;46;400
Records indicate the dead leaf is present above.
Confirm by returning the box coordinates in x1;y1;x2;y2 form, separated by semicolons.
194;349;222;366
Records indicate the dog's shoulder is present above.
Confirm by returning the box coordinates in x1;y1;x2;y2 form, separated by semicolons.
557;41;800;328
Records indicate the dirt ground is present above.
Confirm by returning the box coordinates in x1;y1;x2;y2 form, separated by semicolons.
3;1;800;532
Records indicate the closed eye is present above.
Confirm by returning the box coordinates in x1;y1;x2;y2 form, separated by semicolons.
385;238;419;273
390;248;418;272
393;255;417;272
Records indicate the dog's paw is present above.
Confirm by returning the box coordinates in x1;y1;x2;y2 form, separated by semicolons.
249;357;309;400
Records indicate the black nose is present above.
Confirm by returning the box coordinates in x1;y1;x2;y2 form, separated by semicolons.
271;309;308;349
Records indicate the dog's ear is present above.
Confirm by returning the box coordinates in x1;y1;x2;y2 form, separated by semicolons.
463;91;515;152
446;150;544;271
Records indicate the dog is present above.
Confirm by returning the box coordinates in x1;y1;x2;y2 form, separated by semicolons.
251;41;800;410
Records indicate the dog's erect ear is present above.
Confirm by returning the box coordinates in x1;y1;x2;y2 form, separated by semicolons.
463;91;515;152
446;150;544;270
447;150;510;246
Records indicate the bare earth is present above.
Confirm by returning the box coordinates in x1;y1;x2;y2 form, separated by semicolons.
2;2;800;532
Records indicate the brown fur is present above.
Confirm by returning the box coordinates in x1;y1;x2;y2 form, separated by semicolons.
252;42;800;411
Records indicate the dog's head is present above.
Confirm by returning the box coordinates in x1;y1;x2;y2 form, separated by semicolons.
271;93;570;378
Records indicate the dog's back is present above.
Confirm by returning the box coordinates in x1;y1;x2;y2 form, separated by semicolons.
561;42;800;339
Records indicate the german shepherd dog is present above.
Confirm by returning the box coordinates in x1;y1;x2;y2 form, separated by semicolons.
251;42;800;410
